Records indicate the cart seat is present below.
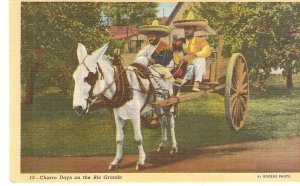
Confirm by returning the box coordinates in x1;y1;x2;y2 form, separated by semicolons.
203;50;217;80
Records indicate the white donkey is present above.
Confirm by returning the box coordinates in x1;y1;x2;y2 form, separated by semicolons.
73;43;178;171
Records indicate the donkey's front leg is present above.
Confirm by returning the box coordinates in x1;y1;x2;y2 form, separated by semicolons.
169;113;178;155
131;117;146;171
109;115;125;170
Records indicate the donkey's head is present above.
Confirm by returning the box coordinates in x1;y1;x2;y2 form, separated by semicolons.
72;43;109;116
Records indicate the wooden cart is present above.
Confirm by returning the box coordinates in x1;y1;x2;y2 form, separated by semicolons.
153;36;249;131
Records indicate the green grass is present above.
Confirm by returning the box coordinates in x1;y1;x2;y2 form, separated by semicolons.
21;74;300;156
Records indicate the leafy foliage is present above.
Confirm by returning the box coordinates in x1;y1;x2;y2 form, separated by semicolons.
103;2;157;27
103;3;158;55
21;2;108;97
197;2;300;86
21;2;158;100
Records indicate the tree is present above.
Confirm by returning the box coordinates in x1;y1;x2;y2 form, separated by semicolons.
261;3;300;89
103;2;158;51
21;2;159;104
196;2;300;89
21;2;108;104
103;2;157;27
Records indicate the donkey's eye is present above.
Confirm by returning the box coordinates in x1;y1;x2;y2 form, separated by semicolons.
84;72;98;85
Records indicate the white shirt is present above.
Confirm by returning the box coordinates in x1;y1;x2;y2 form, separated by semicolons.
136;44;156;58
135;41;175;68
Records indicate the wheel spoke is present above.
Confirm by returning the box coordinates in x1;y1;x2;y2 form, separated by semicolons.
233;61;238;73
240;98;247;113
239;100;244;121
240;96;248;108
241;94;249;99
231;105;237;126
240;97;248;120
231;93;239;107
232;71;238;89
234;65;240;89
231;97;238;114
231;98;239;124
230;92;239;103
238;58;244;73
239;101;245;128
231;87;238;94
239;70;247;86
239;89;248;95
235;100;241;127
237;60;245;88
237;98;245;127
240;82;248;91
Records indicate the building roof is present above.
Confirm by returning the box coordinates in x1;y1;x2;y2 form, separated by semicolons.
108;17;169;39
166;2;217;35
166;2;184;26
145;16;169;25
107;26;138;39
160;16;168;25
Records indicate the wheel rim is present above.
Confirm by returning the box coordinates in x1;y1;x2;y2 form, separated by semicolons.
225;53;249;131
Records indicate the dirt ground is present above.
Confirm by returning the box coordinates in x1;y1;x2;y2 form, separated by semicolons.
21;136;300;173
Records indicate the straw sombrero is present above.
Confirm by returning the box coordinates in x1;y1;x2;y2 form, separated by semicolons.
174;11;208;29
139;20;171;37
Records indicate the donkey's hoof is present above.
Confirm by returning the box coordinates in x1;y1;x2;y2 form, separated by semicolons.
108;164;119;171
170;147;178;155
135;163;145;171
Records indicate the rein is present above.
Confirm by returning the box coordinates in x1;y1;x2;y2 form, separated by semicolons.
80;57;126;109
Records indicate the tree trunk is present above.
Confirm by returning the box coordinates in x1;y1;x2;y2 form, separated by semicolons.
23;44;43;104
286;67;293;90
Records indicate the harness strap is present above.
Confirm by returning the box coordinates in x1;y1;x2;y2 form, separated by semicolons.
130;63;151;79
104;65;131;108
140;78;155;113
135;70;151;93
91;63;164;113
132;69;157;113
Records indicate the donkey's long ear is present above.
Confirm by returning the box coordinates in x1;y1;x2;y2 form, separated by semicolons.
91;43;109;61
77;43;88;64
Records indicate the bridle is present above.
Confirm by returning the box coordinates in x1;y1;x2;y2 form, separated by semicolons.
78;56;128;114
77;56;170;114
79;56;104;113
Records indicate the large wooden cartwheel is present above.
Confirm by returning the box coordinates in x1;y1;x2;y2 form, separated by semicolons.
225;53;249;131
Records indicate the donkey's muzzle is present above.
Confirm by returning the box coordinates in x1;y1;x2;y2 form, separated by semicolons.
74;106;86;116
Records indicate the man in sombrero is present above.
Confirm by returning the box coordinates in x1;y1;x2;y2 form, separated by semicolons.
134;20;174;68
173;10;212;92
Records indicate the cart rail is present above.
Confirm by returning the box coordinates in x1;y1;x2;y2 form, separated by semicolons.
152;84;226;108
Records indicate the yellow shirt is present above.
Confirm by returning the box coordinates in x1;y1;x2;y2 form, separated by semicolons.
183;37;211;58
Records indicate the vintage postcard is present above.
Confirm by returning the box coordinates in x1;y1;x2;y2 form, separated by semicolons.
10;0;300;182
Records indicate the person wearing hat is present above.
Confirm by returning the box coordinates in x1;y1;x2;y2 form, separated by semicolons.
173;10;212;92
134;20;174;68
